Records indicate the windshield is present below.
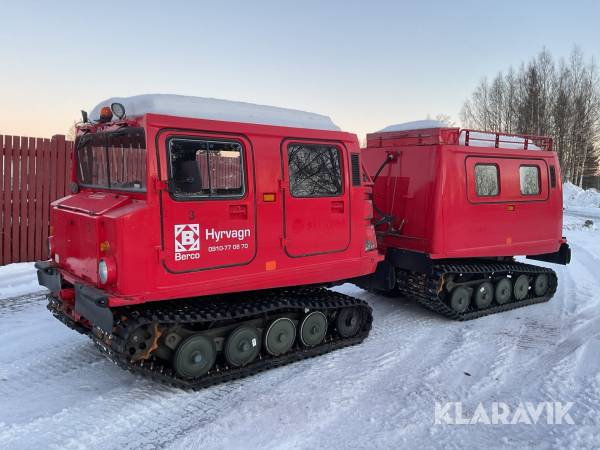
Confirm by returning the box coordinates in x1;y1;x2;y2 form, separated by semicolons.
76;127;147;192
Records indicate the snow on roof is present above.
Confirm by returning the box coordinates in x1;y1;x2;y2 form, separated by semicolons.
376;120;446;133
89;94;340;131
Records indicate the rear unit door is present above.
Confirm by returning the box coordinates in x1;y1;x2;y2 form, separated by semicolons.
462;156;551;250
282;139;350;257
158;132;256;273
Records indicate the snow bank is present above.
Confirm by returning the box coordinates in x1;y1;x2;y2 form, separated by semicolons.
459;131;542;150
563;216;597;231
377;120;445;133
563;182;600;209
0;262;42;299
89;94;340;131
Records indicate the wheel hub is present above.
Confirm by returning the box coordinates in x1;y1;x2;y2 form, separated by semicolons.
264;317;296;356
300;312;328;347
449;286;471;313
495;277;513;305
513;275;530;300
534;274;549;296
173;334;217;379
336;307;363;338
224;325;261;367
474;281;494;310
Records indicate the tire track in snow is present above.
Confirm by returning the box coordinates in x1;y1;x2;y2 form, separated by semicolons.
1;225;600;448
0;291;46;315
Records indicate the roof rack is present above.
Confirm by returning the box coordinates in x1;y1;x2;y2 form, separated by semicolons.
366;127;553;152
461;129;553;151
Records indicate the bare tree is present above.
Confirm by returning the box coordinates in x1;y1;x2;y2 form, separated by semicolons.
460;48;600;187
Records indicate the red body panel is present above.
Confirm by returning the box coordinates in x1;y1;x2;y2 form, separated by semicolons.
50;114;380;307
362;127;564;260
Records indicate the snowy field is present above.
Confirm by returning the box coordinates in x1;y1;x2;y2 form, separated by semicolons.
0;186;599;449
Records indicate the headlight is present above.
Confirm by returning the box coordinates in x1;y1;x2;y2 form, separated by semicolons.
98;258;116;285
98;260;108;284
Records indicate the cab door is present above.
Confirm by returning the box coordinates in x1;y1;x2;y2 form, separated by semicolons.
282;140;350;257
158;132;256;273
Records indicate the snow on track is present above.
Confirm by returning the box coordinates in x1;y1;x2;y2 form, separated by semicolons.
1;213;599;449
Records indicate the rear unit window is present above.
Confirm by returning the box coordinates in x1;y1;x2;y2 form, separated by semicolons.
475;164;499;196
169;138;244;199
520;165;540;195
287;143;343;197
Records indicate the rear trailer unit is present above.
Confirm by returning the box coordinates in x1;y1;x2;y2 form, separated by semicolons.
359;125;570;319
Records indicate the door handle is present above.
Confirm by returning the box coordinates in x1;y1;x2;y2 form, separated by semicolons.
229;204;248;219
331;201;344;213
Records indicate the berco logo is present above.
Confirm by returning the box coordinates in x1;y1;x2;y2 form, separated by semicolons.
174;224;200;260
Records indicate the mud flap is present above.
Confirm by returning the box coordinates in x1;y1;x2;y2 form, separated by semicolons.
351;260;396;291
35;261;62;294
74;283;113;333
527;243;571;265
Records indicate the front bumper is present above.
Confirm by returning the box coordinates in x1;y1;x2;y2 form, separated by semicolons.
73;283;113;333
36;261;114;333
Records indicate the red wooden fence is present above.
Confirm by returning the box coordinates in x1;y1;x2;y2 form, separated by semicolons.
0;134;73;265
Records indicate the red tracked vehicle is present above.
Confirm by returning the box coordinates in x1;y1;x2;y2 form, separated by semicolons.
359;122;571;319
37;97;571;388
36;95;381;388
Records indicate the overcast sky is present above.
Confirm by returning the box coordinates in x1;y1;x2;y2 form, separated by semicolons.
1;0;599;140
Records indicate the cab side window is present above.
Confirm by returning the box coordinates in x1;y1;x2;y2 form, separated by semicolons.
475;164;499;196
520;165;540;195
169;138;244;198
287;143;343;197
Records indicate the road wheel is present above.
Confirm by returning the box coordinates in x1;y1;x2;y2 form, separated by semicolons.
449;286;471;313
513;274;530;300
534;274;549;296
224;325;261;367
474;281;494;310
495;277;512;305
336;307;363;338
264;318;296;356
299;311;328;347
173;334;216;379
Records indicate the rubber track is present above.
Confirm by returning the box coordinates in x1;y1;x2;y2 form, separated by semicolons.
397;261;558;321
48;288;372;390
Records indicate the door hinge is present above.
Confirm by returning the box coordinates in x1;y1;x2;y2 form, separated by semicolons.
278;178;286;193
154;178;168;191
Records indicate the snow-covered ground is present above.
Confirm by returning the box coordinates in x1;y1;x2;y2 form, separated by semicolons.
1;189;599;449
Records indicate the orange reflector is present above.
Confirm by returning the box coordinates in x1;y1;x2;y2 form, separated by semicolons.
265;260;277;271
99;106;113;122
263;193;276;202
100;241;110;252
506;205;515;211
506;237;513;245
49;225;54;236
